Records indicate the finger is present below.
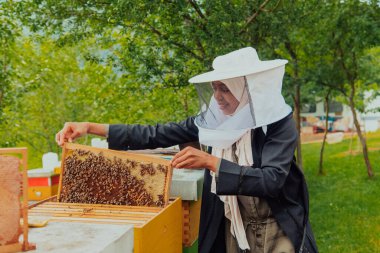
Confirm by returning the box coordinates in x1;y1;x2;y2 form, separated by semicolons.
171;149;188;166
59;125;71;145
172;148;187;161
56;133;65;146
68;130;82;142
175;158;198;169
171;151;191;167
56;131;64;146
56;132;65;147
174;160;191;169
55;132;60;144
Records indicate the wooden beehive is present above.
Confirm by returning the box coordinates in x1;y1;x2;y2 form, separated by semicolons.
58;143;172;207
0;148;35;252
28;196;182;253
182;199;202;247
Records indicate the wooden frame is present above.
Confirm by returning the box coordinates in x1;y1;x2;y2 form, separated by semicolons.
58;143;173;207
0;147;35;252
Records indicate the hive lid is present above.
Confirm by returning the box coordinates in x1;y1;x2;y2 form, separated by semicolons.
28;168;56;178
58;143;173;207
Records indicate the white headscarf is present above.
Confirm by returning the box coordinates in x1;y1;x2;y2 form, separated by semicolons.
194;77;254;149
222;77;249;114
199;77;252;250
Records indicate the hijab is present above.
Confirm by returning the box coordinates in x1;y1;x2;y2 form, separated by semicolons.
209;77;252;250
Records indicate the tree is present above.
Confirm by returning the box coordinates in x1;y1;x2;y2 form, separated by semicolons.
327;0;380;177
5;38;121;154
0;1;22;147
301;5;346;175
15;1;274;82
251;0;324;170
14;0;314;166
10;0;380;176
295;0;380;177
1;33;200;163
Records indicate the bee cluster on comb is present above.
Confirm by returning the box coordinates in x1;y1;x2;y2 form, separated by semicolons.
59;143;172;207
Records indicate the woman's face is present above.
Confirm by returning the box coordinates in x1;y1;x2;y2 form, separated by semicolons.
212;81;239;115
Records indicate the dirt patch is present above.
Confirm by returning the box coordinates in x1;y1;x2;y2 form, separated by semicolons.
333;147;380;157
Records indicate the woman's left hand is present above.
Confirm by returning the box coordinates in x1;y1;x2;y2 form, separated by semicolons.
171;147;219;172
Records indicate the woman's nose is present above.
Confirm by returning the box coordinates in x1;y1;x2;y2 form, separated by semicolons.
214;90;223;101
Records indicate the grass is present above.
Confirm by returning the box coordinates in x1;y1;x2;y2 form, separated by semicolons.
303;131;380;252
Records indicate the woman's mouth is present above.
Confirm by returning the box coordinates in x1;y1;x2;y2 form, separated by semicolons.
218;103;228;109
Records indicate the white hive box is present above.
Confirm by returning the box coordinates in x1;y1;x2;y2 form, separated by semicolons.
26;222;134;253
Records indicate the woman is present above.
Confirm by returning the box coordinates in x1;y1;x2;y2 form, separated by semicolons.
56;47;318;253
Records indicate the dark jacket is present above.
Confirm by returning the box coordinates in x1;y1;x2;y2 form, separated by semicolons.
108;113;318;253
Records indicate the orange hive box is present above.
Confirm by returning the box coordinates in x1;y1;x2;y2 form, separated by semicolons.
28;169;60;201
58;143;173;207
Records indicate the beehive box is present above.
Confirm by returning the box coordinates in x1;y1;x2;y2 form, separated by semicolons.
182;199;202;247
28;197;182;253
58;143;172;207
27;221;134;253
27;169;60;201
29;143;181;253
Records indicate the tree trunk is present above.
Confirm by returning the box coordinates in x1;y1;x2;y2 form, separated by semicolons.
348;85;374;177
319;92;330;175
0;91;3;111
293;85;303;170
284;42;302;170
183;91;189;116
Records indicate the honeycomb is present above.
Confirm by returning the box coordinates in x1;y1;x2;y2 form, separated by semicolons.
0;156;22;246
59;144;171;207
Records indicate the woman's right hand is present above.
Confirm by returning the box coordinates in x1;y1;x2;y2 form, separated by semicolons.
55;122;90;146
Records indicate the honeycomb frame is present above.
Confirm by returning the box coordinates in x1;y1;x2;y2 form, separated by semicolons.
58;143;173;207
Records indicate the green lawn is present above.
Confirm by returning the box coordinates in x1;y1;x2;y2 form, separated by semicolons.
303;132;380;252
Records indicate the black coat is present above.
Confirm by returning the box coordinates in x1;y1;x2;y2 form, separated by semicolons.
108;113;318;253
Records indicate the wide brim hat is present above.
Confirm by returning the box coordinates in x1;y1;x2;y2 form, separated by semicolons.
189;47;288;83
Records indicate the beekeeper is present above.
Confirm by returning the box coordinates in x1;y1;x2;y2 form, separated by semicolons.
56;47;318;253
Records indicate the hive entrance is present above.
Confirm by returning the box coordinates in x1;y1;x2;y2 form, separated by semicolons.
58;143;172;207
